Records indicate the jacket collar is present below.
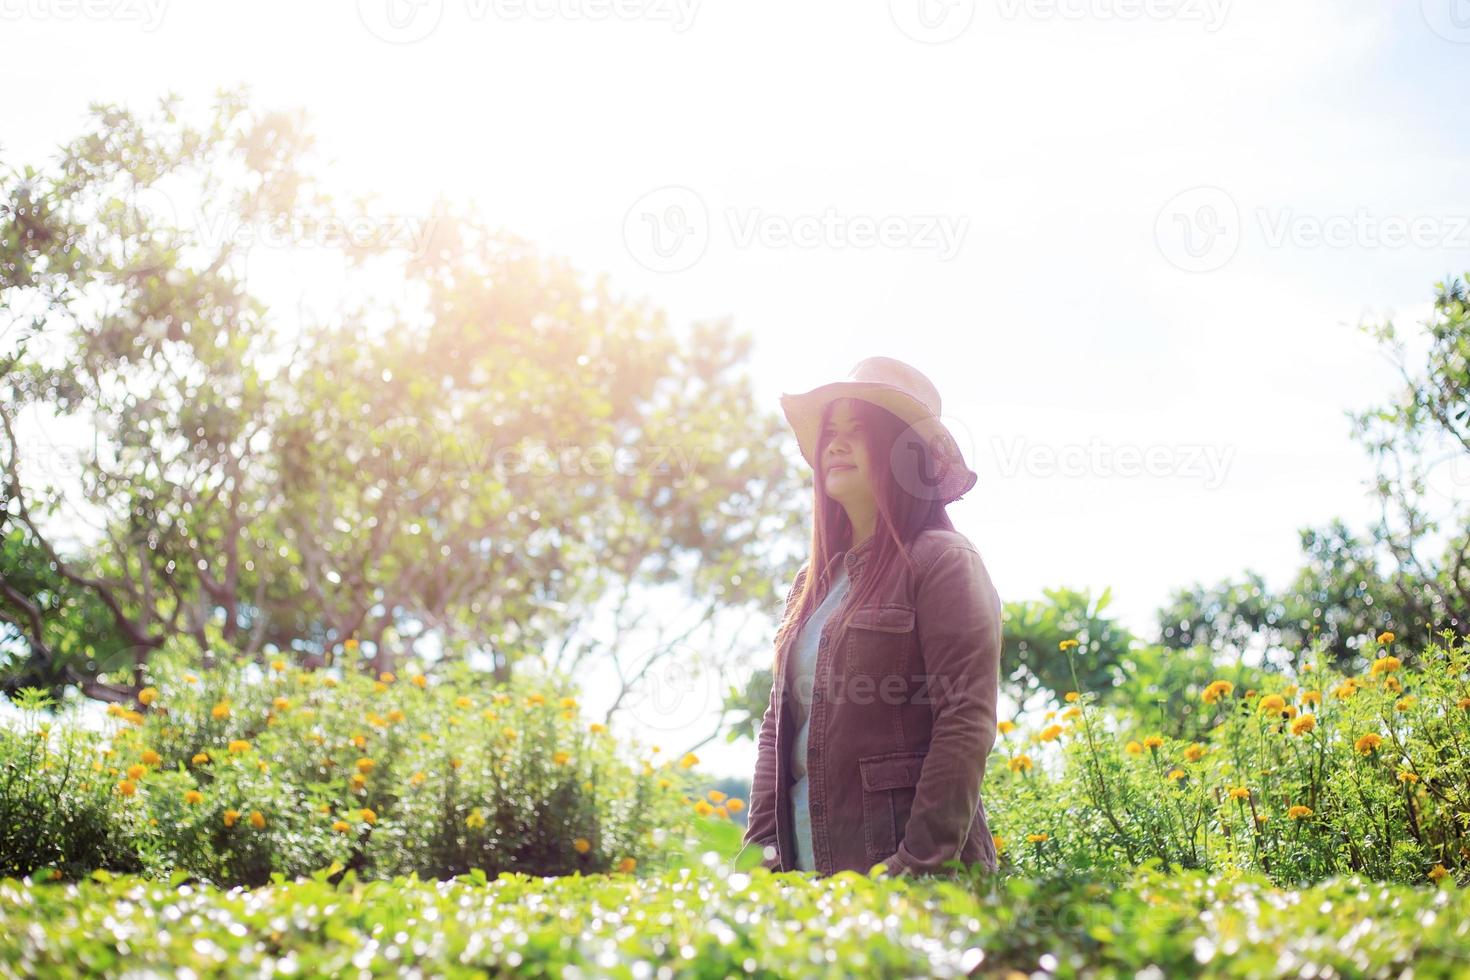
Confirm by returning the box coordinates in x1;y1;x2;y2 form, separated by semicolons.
820;532;875;584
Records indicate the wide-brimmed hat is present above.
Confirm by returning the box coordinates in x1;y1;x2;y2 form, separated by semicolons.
780;356;978;505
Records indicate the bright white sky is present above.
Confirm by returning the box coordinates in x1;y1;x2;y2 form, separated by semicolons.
4;0;1469;779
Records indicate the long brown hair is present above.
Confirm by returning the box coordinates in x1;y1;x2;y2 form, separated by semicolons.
774;396;959;663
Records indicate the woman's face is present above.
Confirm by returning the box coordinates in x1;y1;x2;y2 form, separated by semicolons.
820;399;874;505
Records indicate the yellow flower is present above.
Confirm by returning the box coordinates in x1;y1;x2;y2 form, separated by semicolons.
1183;744;1206;762
1255;814;1269;824
526;693;546;706
345;638;360;652
1301;690;1321;706
127;764;147;780
1061;707;1081;721
617;856;636;873
1370;656;1401;675
184;673;199;685
351;734;367;749
360;807;377;825
1377;631;1395;645
273;697;291;711
373;682;388;694
116;779;137;797
1064;691;1080;703
324;677;338;688
356;758;375;773
1202;680;1235;704
707;789;728;803
450;758;463;769
1027;833;1049;843
107;704;125;717
1257;694;1287;715
138;687;158;706
1228;786;1251;800
123;710;145;726
1142;735;1164;749
387;708;405;724
560;697;578;709
456;696;473;709
184;790;203;805
1287;805;1313;820
694;800;714;816
1398;770;1420;783
553;751;571;765
228;739;251;755
1334;681;1359;699
679;752;699;769
211;701;231;719
502;726;518;741
1290;715;1316;736
1429;864;1449;882
270;659;287;672
574;837;592;854
249;810;266;829
992;833;1005;853
1384;676;1402;693
1458;698;1470;711
1125;740;1143;755
333;820;351;833
726;798;745;813
1009;755;1034;773
223;809;240;827
1354;733;1383;755
997;720;1017;735
409;771;427;786
1166;769;1185;782
1058;639;1079;651
1395;696;1418;712
411;674;427;688
589;723;607;734
192;752;210;765
1038;725;1064;743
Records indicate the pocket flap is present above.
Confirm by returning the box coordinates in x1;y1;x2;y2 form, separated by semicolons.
860;751;928;791
848;603;916;633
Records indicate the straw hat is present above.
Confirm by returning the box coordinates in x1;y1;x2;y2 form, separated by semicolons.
779;356;978;504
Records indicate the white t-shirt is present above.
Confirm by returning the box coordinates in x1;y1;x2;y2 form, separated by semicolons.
786;563;850;872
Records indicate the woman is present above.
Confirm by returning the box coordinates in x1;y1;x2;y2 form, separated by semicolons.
738;356;1003;878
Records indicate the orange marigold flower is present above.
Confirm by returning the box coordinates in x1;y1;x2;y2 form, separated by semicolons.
693;800;714;816
1228;786;1251;800
726;798;745;813
1287;805;1313;820
1202;680;1235;704
1290;715;1316;736
553;751;571;765
574;837;592;854
228;740;251;754
411;674;427;688
680;752;699;769
1064;691;1080;703
617;857;636;873
1370;656;1401;675
1377;631;1395;645
116;779;137;797
1183;743;1206;762
192;752;210;765
1058;639;1079;651
409;771;427;786
1027;833;1049;843
1037;725;1064;743
360;807;377;825
211;701;231;719
1166;769;1185;782
1395;695;1418;712
1257;694;1287;715
1142;735;1164;749
333;820;351;833
223;809;240;827
1398;770;1419;783
127;764;147;780
249;810;266;829
1125;740;1143;755
1429;864;1449;882
589;723;607;734
184;790;203;805
1354;733;1383;755
138;687;158;706
1009;755;1034;773
997;720;1017;735
1301;690;1321;706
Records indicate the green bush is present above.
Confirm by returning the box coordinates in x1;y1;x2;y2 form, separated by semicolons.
0;642;707;885
987;629;1470;886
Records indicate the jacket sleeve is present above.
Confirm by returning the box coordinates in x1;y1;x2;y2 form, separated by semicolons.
738;561;809;867
883;544;1002;876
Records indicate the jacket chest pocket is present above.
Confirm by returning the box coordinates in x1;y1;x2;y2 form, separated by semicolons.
859;750;926;862
843;602;917;677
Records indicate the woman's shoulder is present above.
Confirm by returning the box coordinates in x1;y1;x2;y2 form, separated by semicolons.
911;526;978;561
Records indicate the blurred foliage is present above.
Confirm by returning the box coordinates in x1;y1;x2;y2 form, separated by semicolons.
0;88;806;705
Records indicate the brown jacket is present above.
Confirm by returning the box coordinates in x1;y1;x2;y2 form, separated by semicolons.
738;527;1003;877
